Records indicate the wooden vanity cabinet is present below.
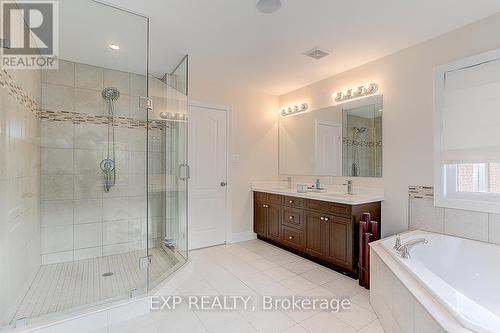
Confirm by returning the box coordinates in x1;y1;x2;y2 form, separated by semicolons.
254;200;281;242
303;211;328;258
254;191;381;277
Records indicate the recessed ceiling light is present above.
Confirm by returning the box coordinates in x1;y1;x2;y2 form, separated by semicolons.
109;44;120;50
256;0;282;14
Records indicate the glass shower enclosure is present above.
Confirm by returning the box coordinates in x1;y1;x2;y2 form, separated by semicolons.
0;0;188;328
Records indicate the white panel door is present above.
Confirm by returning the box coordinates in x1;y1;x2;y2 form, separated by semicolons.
188;105;227;249
315;121;341;175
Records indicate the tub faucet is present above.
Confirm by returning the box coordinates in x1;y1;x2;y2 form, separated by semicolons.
393;234;401;250
396;238;428;259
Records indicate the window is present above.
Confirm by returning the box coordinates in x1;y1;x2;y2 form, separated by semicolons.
435;48;500;213
454;163;500;193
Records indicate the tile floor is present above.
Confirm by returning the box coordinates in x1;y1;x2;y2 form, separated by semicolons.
106;239;385;333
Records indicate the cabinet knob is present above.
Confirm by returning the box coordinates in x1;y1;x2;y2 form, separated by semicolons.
262;204;268;208
288;236;294;240
320;217;325;221
289;200;294;204
325;217;329;221
289;216;294;220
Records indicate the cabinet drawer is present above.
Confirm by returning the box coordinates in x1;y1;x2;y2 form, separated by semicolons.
283;196;303;208
304;199;329;212
328;203;352;217
254;192;267;204
282;207;304;230
281;226;305;249
268;193;282;205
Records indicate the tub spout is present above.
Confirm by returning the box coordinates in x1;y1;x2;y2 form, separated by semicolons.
396;238;428;259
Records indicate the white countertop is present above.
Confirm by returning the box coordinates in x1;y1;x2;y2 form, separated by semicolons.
252;181;384;205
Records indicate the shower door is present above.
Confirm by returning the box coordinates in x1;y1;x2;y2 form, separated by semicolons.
147;55;189;290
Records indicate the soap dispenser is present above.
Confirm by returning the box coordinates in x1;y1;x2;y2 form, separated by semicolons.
315;179;321;190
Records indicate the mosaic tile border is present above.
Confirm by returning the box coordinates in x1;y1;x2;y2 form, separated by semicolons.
0;69;40;117
40;109;167;130
343;137;383;148
408;185;434;200
0;69;178;130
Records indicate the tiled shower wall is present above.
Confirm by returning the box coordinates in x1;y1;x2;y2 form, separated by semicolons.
40;60;167;264
0;68;41;325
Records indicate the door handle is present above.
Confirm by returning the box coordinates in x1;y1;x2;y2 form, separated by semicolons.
220;181;227;187
178;163;191;181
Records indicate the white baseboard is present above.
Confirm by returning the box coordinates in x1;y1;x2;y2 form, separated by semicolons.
229;231;257;243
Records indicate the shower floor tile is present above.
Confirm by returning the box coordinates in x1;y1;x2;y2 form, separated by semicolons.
13;248;176;322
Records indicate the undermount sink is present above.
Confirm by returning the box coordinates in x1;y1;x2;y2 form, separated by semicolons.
320;192;357;198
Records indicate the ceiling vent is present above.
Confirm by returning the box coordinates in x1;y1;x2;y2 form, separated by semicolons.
304;47;331;60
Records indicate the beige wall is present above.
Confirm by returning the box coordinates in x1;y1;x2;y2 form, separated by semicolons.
279;13;500;237
190;79;279;238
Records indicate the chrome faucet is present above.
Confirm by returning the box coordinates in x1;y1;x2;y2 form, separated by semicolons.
394;234;401;250
343;180;353;195
396;238;428;259
282;176;292;189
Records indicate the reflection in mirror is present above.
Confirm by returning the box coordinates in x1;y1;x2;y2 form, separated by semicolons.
279;106;342;176
342;96;383;177
279;95;383;178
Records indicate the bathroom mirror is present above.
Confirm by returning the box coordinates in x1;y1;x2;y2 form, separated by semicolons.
279;95;383;177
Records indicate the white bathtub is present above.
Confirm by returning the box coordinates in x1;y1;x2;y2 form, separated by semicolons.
375;231;500;333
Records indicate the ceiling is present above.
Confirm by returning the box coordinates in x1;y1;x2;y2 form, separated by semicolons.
64;0;500;96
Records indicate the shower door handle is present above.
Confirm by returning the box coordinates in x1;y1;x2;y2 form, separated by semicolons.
178;163;191;181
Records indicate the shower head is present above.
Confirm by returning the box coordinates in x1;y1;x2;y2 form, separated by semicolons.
353;126;367;134
102;87;120;101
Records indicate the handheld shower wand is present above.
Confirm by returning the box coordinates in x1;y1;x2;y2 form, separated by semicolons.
101;87;120;192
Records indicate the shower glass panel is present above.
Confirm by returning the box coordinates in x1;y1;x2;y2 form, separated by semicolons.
1;1;189;328
1;0;155;328
147;56;189;290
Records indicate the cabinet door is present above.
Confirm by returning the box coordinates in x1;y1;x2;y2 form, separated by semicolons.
325;217;353;269
304;211;327;258
254;203;267;236
267;204;281;240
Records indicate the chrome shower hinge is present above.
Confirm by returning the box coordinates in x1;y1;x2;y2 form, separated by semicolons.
139;96;153;111
130;288;140;298
0;38;11;49
139;255;152;271
14;317;28;328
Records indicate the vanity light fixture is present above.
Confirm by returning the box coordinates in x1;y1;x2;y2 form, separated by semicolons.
334;83;378;102
108;44;120;50
160;112;188;122
280;103;308;117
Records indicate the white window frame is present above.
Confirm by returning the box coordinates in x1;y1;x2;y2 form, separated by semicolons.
434;48;500;214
